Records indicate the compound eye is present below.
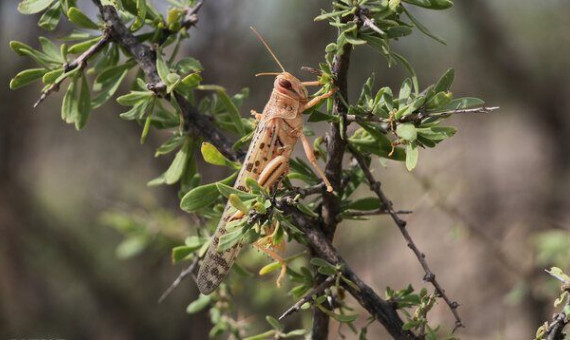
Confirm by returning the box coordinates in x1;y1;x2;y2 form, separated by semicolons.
278;78;292;89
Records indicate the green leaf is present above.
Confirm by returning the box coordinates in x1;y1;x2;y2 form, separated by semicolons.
67;7;98;30
201;142;240;169
229;194;249;214
10;40;56;68
398;78;412;107
392;52;419;95
117;91;154;106
554;291;569;307
296;202;319;218
68;36;101;54
175;73;202;97
425;91;452;110
218;229;244;252
403;7;446;45
42;68;63;84
38;2;62;31
131;0;147;31
92;62;134;108
171;246;194;263
435;97;485;112
266;316;283;331
18;0;55;14
403;320;420;330
216;183;256;200
164;138;191;184
396;95;426;119
434;68;455;93
546;267;570;283
259;261;282;276
186;294;211;314
185;236;205;250
314;9;351;21
244;331;277;340
156;51;170;84
76;73;91;130
60;72;90;129
179;172;237;211
396;123;417;142
119;100;152;120
283;330;307;338
405;142;419;171
10;68;47;90
180;183;220;212
308;110;333;122
176;57;203;73
331;312;359;323
38;36;60;61
116;236;147;259
198;85;245;135
389;0;402;11
155;134;185;156
310;257;336;270
61;76;77;124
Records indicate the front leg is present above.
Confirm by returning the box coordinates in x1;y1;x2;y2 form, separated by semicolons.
300;88;337;112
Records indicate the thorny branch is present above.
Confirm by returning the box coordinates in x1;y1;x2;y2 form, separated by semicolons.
276;198;416;340
413;174;526;277
158;256;199;303
344;208;412;218
94;0;243;161
34;30;111;108
278;275;336;321
313;12;355;338
345;106;499;125
348;144;464;331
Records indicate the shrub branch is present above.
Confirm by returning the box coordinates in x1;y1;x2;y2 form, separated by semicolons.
348;144;464;331
94;1;243;161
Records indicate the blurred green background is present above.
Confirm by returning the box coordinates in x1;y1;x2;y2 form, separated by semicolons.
1;0;569;339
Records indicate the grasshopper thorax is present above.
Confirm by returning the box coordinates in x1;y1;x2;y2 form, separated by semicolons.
274;72;309;102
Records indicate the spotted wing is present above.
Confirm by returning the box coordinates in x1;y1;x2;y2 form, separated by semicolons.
196;118;279;294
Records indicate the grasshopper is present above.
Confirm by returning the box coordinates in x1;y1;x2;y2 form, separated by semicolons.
196;27;335;295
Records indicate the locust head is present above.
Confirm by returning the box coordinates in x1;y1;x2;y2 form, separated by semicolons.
251;27;316;106
274;72;309;102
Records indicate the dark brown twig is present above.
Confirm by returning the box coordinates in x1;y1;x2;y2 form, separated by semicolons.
276;198;416;339
348;144;464;332
95;3;243;161
343;209;413;218
285;183;327;198
279;275;336;320
34;31;111;108
358;11;385;35
312;29;353;340
345;106;498;124
158;256;199;303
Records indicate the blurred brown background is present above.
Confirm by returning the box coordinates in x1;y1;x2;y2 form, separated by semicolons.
1;0;569;339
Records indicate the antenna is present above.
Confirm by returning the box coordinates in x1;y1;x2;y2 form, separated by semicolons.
250;26;286;73
255;72;281;77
